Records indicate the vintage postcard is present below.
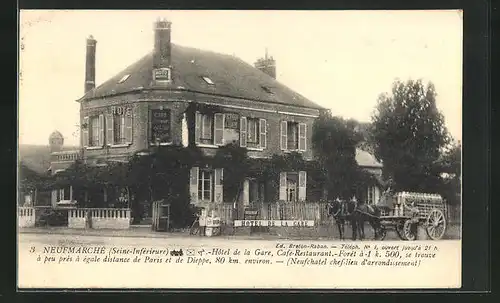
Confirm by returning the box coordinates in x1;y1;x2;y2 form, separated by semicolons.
17;10;462;289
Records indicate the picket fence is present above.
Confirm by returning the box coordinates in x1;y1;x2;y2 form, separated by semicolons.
211;202;331;225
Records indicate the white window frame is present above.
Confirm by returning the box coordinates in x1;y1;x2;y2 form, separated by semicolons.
287;122;299;151
113;114;126;145
57;187;72;202
89;116;101;147
281;121;307;152
198;169;214;203
286;173;299;203
200;114;213;141
247;118;259;145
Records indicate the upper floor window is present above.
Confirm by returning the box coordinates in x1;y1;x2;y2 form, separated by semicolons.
195;112;215;145
247;118;259;144
82;115;104;147
106;107;133;146
280;121;307;152
195;112;267;149
83;107;133;148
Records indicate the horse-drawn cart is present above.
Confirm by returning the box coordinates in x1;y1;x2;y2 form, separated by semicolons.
377;191;447;241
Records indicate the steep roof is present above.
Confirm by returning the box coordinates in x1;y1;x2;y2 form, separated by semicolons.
356;148;383;168
79;44;323;110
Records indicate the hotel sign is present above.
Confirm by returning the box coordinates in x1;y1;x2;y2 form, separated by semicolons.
153;68;171;81
233;220;315;227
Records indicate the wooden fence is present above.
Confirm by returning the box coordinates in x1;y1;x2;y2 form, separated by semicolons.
213;202;331;225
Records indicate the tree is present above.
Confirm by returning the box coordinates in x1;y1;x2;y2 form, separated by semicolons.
312;110;367;199
438;141;462;205
371;79;450;192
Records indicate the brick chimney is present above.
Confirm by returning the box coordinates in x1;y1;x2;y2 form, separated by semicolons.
84;35;97;93
153;18;172;69
254;49;276;79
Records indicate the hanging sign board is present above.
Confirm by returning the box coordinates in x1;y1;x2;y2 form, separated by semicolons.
153;68;171;81
224;113;240;129
151;109;171;143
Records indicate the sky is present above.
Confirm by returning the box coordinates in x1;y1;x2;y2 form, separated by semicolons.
19;10;463;146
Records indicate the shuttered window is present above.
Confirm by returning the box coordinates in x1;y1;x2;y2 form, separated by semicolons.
198;170;213;203
279;171;307;202
89;116;101;147
281;121;307;152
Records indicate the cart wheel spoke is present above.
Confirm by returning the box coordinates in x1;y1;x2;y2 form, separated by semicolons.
426;209;446;240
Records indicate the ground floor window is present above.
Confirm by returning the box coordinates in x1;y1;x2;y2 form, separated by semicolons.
279;171;307;202
57;187;72;202
190;167;224;204
198;169;213;203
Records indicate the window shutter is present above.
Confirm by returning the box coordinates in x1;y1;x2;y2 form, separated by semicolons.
82;116;89;147
51;190;57;207
69;186;73;201
214;113;224;146
298;171;307;201
259;118;267;149
279;172;287;201
195;112;201;144
98;114;105;146
299;123;307;151
125;115;133;144
181;113;189;147
106;113;114;145
240;116;247;147
374;186;380;205
214;168;224;204
189;167;199;204
280;121;288;150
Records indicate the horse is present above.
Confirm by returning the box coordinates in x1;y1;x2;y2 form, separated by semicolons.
326;198;384;241
350;201;384;240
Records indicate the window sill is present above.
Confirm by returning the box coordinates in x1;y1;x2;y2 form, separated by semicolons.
149;142;173;146
109;144;131;148
85;146;103;150
197;143;219;149
247;147;264;152
283;149;306;153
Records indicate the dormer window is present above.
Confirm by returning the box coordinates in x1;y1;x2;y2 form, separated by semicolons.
202;76;215;85
261;85;274;94
118;74;130;83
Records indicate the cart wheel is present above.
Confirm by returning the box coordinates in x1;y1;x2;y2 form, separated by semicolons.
425;209;446;240
402;219;417;241
376;226;387;241
396;221;406;240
